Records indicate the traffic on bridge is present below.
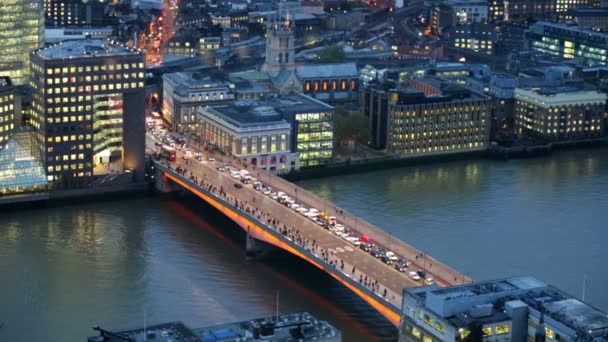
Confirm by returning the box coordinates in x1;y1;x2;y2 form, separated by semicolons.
147;131;471;327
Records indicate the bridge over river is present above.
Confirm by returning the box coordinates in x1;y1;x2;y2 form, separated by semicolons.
151;148;470;327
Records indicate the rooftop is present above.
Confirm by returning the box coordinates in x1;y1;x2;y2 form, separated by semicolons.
196;312;341;342
208;101;289;128
163;72;231;94
296;62;358;79
87;313;341;342
34;39;143;60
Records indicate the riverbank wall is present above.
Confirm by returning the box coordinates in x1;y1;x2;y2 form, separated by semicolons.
284;139;608;182
0;183;153;211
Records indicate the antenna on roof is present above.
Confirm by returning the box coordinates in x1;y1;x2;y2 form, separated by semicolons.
582;274;589;302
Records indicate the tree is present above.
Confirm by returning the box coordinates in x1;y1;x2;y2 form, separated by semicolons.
316;45;345;64
334;106;370;145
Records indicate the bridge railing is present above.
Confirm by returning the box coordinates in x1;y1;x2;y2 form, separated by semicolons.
253;168;472;287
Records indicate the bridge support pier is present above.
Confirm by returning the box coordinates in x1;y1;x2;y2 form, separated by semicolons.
154;170;183;193
245;227;276;259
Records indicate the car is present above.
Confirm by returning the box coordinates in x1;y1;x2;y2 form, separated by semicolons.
234;183;243;189
394;262;407;272
231;172;240;179
253;182;262;190
409;271;421;280
263;188;271;195
208;157;215;161
417;270;427;278
154;141;162;146
381;255;393;265
216;166;226;172
195;153;203;161
385;251;399;262
370;248;383;258
425;277;434;285
359;243;372;252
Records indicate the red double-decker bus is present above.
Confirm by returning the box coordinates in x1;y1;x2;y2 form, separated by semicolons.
161;145;177;162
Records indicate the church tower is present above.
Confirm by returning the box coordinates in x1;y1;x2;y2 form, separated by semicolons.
262;6;296;77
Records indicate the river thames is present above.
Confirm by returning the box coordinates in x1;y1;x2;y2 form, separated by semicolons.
1;148;607;341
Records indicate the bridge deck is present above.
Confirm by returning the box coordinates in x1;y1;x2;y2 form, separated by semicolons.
152;144;470;326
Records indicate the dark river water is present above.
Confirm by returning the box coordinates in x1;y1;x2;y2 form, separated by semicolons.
1;148;607;341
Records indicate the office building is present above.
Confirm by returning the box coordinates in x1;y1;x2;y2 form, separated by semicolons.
526;22;608;66
0;78;16;149
488;0;504;22
0;127;48;195
451;23;495;56
386;76;491;157
514;87;606;141
0;0;44;86
44;27;113;44
446;0;488;24
30;39;146;187
197;102;299;173
43;0;108;27
572;8;608;32
399;276;608;342
162;73;235;132
271;94;335;168
360;80;397;150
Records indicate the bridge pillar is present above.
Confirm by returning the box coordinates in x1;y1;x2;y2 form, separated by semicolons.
245;226;276;259
154;169;183;193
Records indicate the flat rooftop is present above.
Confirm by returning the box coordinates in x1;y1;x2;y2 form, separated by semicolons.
195;312;341;342
34;39;143;60
207;101;290;128
426;276;547;301
87;322;202;342
87;313;341;342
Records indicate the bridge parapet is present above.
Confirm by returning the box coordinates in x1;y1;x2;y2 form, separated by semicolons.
154;161;403;326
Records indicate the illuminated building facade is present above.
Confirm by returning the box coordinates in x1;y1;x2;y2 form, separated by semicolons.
452;23;495;56
514;87;606;141
30;39;146;187
197;102;300;174
488;0;504;22
526;22;608;66
0;0;44;86
387;77;491;157
298;63;359;102
399;276;608;342
162;72;235;132
43;0;108;27
272;94;335;168
0;77;16;149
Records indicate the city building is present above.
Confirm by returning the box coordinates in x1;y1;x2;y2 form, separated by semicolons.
386;76;491;157
360;80;397;150
446;0;488;24
487;0;504;22
0;127;48;195
571;8;608;32
88;312;341;342
271;94;335;168
298;63;359;102
162;72;236;132
0;0;44;85
197;101;299;173
0;77;16;148
430;4;456;38
44;27;113;44
526;21;608;66
399;276;608;342
451;23;496;56
262;10;302;94
30;39;146;187
425;63;490;84
514;87;606;141
43;0;108;27
198;36;221;56
167;31;198;57
465;73;519;135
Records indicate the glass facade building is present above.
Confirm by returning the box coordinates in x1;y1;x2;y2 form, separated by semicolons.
0;77;16;148
526;21;608;66
0;127;48;195
0;0;44;86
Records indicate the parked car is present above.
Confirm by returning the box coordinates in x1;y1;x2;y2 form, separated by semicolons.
409;271;421;280
234;183;243;189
